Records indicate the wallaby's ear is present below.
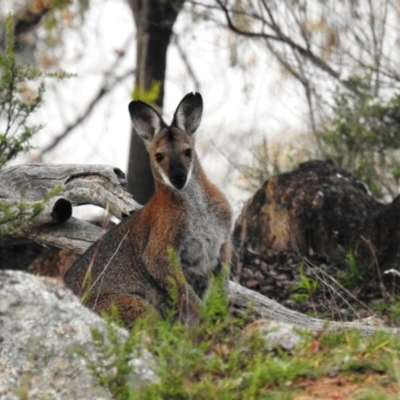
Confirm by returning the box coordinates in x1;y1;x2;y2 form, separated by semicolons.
172;92;203;135
128;101;165;144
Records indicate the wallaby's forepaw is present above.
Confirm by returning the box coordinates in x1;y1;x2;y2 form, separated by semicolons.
92;293;150;329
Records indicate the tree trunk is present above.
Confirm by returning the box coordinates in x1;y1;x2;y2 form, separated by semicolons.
126;0;185;204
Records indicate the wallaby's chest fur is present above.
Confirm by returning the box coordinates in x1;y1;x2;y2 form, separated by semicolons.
178;171;231;297
64;177;229;308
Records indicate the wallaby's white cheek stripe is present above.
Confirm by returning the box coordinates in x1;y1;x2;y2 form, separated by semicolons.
158;166;175;189
183;162;193;189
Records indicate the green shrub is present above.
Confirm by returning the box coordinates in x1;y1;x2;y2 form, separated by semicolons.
82;254;400;399
316;73;400;199
0;13;69;237
0;14;69;168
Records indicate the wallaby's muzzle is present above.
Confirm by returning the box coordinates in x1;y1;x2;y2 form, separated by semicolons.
169;166;187;190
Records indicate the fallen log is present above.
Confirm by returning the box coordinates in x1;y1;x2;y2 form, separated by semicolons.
0;164;141;220
16;217;105;255
1;196;72;227
228;281;400;335
0;164;141;249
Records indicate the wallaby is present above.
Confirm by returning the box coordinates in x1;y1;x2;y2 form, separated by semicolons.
64;93;232;327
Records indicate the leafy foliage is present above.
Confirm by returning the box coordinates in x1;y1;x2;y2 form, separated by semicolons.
291;263;319;305
316;74;400;198
82;310;139;400
340;250;363;289
0;184;64;237
243;73;400;199
84;305;400;399
0;14;69;238
0;13;69;169
132;80;162;107
82;254;400;399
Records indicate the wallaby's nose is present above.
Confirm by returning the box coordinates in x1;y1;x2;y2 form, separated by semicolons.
170;167;187;190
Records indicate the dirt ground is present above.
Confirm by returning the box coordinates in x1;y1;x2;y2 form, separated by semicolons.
290;374;399;399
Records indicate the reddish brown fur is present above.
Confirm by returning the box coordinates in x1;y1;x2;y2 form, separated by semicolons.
65;185;200;325
64;93;232;328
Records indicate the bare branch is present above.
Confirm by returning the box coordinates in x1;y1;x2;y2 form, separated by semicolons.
11;216;105;255
172;34;201;92
214;0;359;94
41;33;136;155
40;68;134;155
229;281;400;335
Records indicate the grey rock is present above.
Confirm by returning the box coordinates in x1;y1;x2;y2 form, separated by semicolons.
261;321;304;351
0;270;157;400
240;319;304;352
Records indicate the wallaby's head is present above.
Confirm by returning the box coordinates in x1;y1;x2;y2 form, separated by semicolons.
129;93;203;190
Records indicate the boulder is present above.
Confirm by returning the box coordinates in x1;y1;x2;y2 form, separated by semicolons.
231;160;400;321
0;270;156;399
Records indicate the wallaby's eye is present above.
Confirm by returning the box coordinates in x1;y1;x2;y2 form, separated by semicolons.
184;149;192;157
155;153;164;162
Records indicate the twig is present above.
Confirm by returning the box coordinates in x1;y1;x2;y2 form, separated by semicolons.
385;269;400;278
214;0;360;95
172;34;201;92
91;230;130;310
41;68;134;155
303;256;374;316
41;34;136;155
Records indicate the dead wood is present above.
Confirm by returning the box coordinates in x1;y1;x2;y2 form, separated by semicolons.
0;164;141;218
0;164;141;252
228;281;400;335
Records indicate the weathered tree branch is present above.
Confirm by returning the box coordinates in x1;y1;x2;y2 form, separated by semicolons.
0;196;72;228
228;281;400;335
0;164;141;249
12;217;105;255
0;164;141;219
